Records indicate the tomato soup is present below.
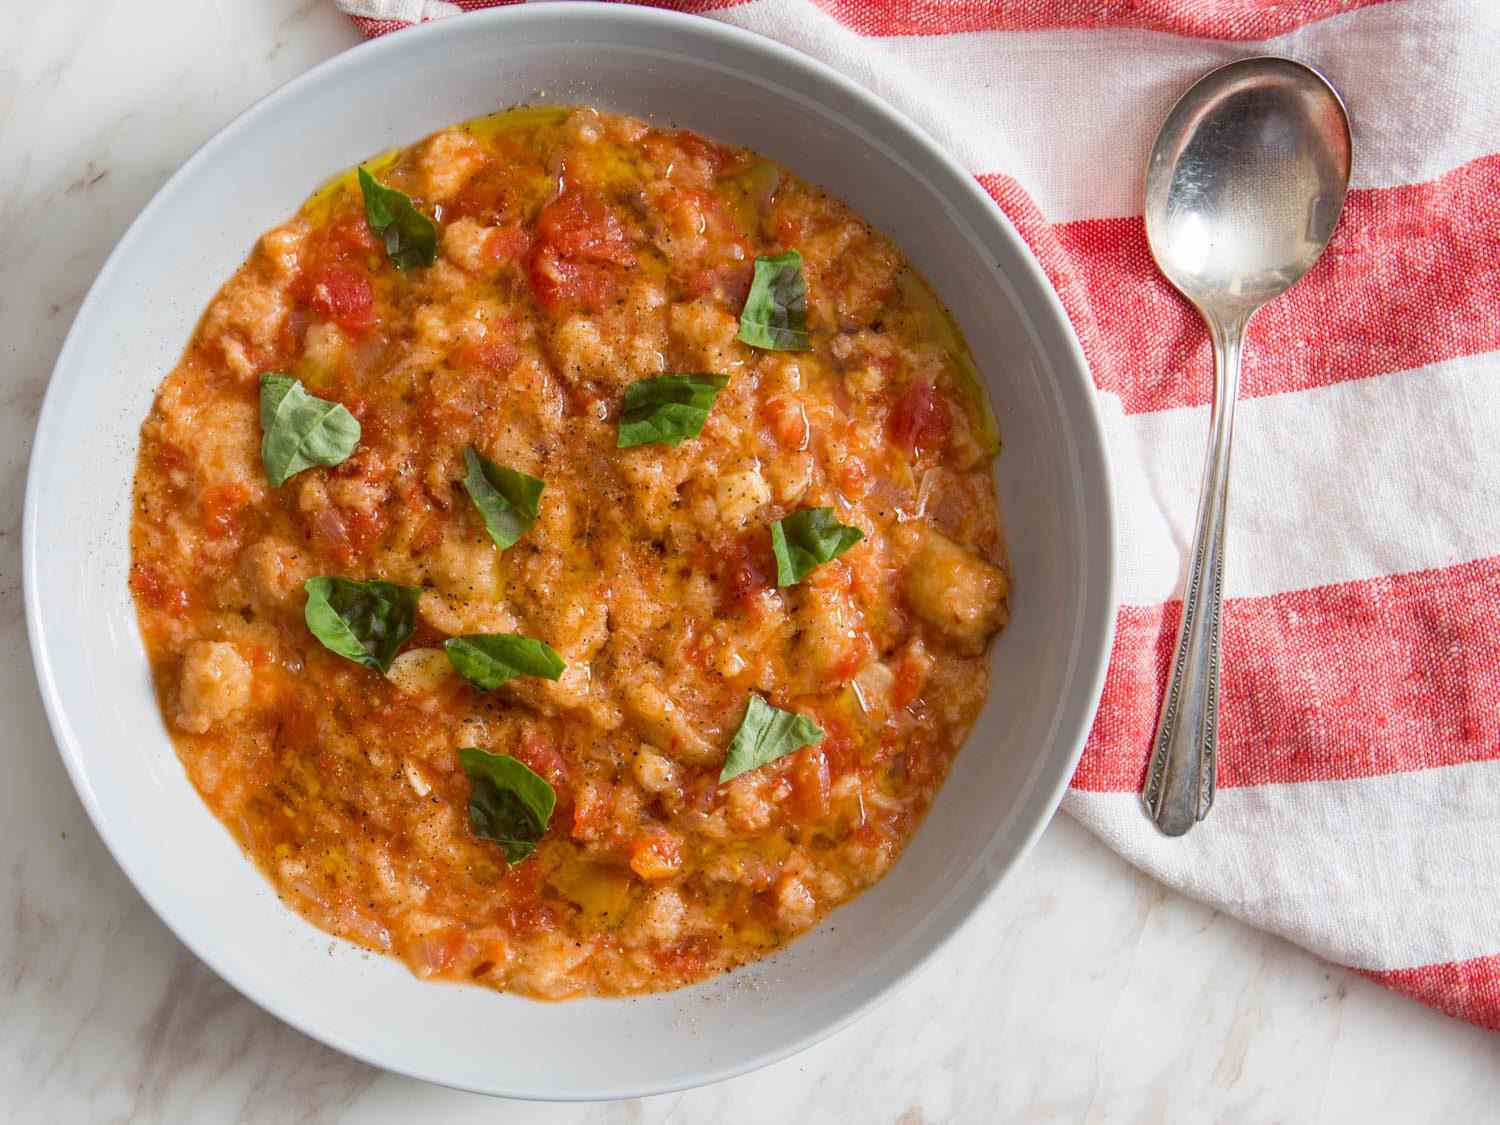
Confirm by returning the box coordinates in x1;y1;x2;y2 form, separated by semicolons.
129;105;1009;998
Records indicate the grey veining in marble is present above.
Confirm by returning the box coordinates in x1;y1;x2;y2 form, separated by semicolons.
5;3;1500;1122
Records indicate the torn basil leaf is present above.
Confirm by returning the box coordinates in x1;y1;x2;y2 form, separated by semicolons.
357;166;437;270
616;374;729;448
458;748;556;864
259;373;361;487
719;694;825;783
444;634;565;691
461;446;544;550
303;576;420;673
770;508;864;586
737;250;810;351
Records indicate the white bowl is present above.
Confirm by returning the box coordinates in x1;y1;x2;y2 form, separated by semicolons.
24;3;1115;1100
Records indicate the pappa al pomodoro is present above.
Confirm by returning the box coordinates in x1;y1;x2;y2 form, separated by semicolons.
129;105;1010;999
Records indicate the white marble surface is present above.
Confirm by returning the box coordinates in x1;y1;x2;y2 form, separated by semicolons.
4;3;1500;1121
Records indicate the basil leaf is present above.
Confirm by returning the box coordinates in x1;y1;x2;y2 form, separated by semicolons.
444;634;565;691
461;446;544;550
617;374;729;449
357;166;436;270
770;508;864;586
458;748;556;864
302;576;420;673
259;373;361;487
737;250;810;351
719;695;824;783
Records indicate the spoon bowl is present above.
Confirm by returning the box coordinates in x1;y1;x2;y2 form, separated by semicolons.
1140;57;1351;836
1146;57;1352;316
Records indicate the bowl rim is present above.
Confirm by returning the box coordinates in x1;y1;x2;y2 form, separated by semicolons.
23;1;1117;1099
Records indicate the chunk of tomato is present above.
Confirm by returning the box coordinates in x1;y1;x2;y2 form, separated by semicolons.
527;188;636;313
476;336;521;373
484;223;534;265
341;505;387;555
629;832;683;881
513;732;569;790
325;211;380;258
675;131;730;178
715;530;777;609
454;334;520;375
760;395;810;452
527;244;615;313
305;266;376;333
536;189;636;266
445;164;511;226
887;380;950;454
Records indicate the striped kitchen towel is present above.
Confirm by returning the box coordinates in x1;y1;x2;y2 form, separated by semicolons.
336;0;1500;1030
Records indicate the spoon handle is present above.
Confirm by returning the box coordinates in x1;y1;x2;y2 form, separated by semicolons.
1143;314;1246;836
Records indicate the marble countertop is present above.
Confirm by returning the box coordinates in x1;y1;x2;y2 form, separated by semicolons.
4;3;1498;1121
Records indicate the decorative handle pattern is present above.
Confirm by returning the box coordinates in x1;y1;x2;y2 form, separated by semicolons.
1143;314;1246;836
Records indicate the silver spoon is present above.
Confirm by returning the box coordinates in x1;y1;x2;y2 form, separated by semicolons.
1141;57;1352;836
